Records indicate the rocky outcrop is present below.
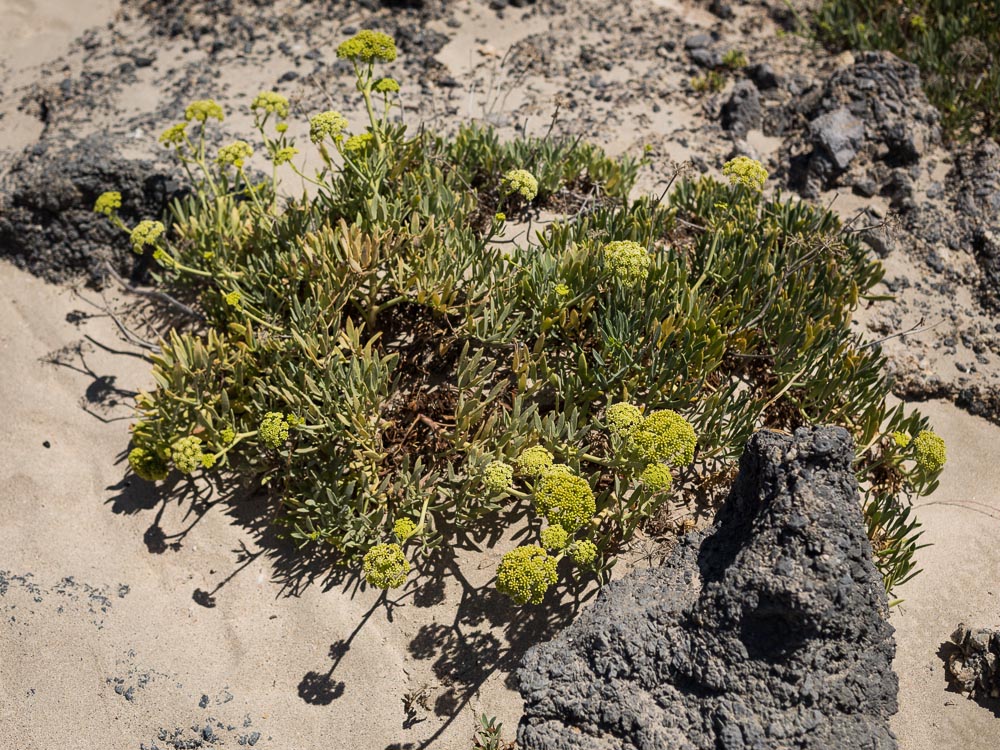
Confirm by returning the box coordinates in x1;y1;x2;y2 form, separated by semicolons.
0;134;181;284
781;51;940;203
518;426;898;750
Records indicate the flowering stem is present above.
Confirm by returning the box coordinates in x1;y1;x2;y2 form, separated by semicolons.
414;494;433;533
211;430;257;461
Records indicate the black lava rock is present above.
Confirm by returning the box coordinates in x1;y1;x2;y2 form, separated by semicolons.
782;52;940;199
810;107;864;171
721;80;762;138
748;63;779;91
0;134;182;284
943;624;1000;700
518;427;898;750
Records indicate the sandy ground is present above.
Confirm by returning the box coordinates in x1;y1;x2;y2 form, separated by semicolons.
0;266;539;748
1;1;999;748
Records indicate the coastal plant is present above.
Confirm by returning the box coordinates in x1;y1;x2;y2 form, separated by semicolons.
100;30;943;605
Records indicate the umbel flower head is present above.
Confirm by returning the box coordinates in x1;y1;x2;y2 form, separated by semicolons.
640;463;673;492
128;446;168;482
515;445;554;478
337;30;397;64
309;110;348;144
94;191;121;217
373;77;400;94
272;146;299;166
629;409;697;466
393;518;417;541
216;141;253;169
483;460;514;493
913;430;946;473
501;168;538;202
362;543;410;589
496;545;558;605
533;465;596;532
570;539;598;567
606;402;642;438
224;291;241;307
170;435;206;475
250;91;289;118
539;524;569;551
603;240;650;285
344;132;374;153
130;220;165;254
892;431;912;448
722;156;768;192
159;123;187;147
185;99;224;123
258;411;290;449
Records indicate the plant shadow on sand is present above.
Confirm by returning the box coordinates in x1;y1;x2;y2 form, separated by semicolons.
64;325;595;748
104;468;592;747
32;287;604;745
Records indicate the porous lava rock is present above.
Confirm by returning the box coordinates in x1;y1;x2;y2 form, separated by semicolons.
518;426;898;750
781;51;940;202
943;624;1000;700
0;134;181;284
948;138;1000;311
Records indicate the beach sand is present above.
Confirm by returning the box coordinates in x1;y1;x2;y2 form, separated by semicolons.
2;1;999;748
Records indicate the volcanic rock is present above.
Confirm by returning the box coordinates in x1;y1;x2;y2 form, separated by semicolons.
518;426;898;750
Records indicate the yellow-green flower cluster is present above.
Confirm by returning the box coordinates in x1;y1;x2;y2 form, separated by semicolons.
640;463;673;491
336;30;397;64
259;411;289;449
128;446;168;482
373;77;400;94
629;409;697;466
496;545;558;605
185;99;224;123
539;524;569;551
344;132;374;153
603;240;650;285
224;290;241;307
483;460;514;493
534;465;595;531
913;430;946;473
722;156;768;192
393;518;417;541
362;543;409;589
554;283;571;297
94;191;121;217
501;168;538;202
892;431;911;448
272;146;299;166
250;91;289;118
130;220;165;254
606;402;642;437
570;539;598;567
159;122;188;147
516;445;554;478
309;111;348;144
220;428;236;445
216;140;253;169
171;435;208;475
